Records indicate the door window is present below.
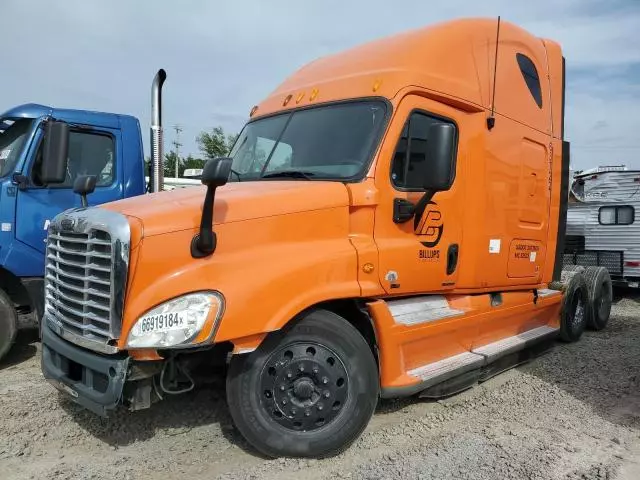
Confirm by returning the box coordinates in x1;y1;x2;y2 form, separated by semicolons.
32;130;115;187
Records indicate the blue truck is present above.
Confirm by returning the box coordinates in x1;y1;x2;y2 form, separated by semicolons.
0;70;169;361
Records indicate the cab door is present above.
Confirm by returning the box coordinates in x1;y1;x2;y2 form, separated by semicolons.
373;95;463;295
15;125;123;255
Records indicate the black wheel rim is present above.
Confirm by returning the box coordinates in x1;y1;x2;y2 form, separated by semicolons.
259;342;349;432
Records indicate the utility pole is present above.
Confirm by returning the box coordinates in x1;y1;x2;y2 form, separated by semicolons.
172;124;183;178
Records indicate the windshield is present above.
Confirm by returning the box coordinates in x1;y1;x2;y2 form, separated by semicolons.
229;100;387;181
0;118;34;177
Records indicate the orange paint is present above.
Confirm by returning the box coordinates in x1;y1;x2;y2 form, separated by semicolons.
93;18;567;394
231;333;268;354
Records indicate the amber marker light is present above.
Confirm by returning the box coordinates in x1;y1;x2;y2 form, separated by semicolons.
363;263;375;274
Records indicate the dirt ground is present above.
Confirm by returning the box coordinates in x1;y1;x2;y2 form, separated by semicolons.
1;295;639;480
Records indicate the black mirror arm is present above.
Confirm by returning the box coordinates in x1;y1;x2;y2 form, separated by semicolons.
191;185;217;258
72;175;97;208
393;190;436;226
190;157;232;258
413;190;435;230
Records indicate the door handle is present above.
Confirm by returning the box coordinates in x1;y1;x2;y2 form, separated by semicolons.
447;244;459;275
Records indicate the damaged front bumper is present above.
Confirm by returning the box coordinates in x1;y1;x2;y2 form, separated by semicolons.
41;322;130;417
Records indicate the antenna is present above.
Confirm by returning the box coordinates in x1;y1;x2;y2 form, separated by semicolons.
487;15;501;130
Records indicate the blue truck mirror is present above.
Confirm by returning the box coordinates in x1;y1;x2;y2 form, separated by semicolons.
73;175;97;208
41;120;69;184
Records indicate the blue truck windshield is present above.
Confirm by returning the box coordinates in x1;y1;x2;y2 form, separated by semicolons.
0;118;34;177
228;100;387;181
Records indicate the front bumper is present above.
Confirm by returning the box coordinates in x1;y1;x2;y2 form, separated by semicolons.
41;322;130;417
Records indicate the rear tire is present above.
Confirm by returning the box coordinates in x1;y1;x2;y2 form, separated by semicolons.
561;264;586;284
0;290;18;363
562;264;585;272
583;266;613;331
226;309;379;458
559;272;589;343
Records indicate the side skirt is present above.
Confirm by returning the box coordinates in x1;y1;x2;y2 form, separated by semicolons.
380;326;558;400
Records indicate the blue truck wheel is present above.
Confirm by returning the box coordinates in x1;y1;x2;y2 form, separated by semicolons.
0;289;18;362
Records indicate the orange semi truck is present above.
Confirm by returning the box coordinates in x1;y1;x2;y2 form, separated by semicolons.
40;17;612;458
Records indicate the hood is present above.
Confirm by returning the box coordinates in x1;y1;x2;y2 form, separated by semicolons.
101;180;350;237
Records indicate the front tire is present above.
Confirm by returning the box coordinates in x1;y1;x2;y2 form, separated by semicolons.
0;290;18;363
226;309;379;458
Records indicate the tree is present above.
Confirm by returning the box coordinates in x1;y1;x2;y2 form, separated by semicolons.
143;125;237;181
144;152;204;179
196;127;238;161
183;155;206;171
164;151;180;178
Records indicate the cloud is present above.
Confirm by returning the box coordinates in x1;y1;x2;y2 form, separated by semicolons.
1;0;638;169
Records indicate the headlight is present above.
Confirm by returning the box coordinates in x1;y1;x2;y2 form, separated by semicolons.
126;291;224;349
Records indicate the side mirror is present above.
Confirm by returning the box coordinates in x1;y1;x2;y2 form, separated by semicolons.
201;157;232;187
73;175;97;208
41;120;70;184
191;157;233;258
423;123;457;191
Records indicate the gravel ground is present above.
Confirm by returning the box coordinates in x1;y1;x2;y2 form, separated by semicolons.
1;295;639;480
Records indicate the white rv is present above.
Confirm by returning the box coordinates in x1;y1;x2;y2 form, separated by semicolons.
565;165;640;287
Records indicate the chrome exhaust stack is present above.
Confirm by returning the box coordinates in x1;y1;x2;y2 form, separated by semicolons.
150;69;167;193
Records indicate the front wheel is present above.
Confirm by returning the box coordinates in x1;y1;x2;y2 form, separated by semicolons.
0;290;18;363
226;309;379;458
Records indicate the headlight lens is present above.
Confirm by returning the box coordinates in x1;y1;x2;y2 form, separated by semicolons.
126;291;224;349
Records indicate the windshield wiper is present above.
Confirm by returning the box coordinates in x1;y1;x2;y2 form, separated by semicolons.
230;168;242;182
261;170;315;180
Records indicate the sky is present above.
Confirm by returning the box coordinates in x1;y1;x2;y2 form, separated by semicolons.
1;0;639;170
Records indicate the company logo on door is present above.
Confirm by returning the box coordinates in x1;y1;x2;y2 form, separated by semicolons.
415;201;443;260
415;201;443;247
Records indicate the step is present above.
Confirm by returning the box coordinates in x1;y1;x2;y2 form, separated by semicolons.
471;325;559;362
387;295;465;326
406;351;484;387
537;288;562;298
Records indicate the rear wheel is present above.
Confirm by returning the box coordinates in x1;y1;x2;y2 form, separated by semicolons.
0;290;18;363
559;272;589;343
583;266;613;331
561;264;586;284
226;309;379;458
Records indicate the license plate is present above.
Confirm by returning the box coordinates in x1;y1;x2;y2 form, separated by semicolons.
137;312;186;335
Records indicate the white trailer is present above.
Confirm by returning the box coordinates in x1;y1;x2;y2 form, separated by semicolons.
565;165;640;287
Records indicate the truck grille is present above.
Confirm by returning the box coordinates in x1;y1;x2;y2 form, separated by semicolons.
46;230;113;339
44;209;131;354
